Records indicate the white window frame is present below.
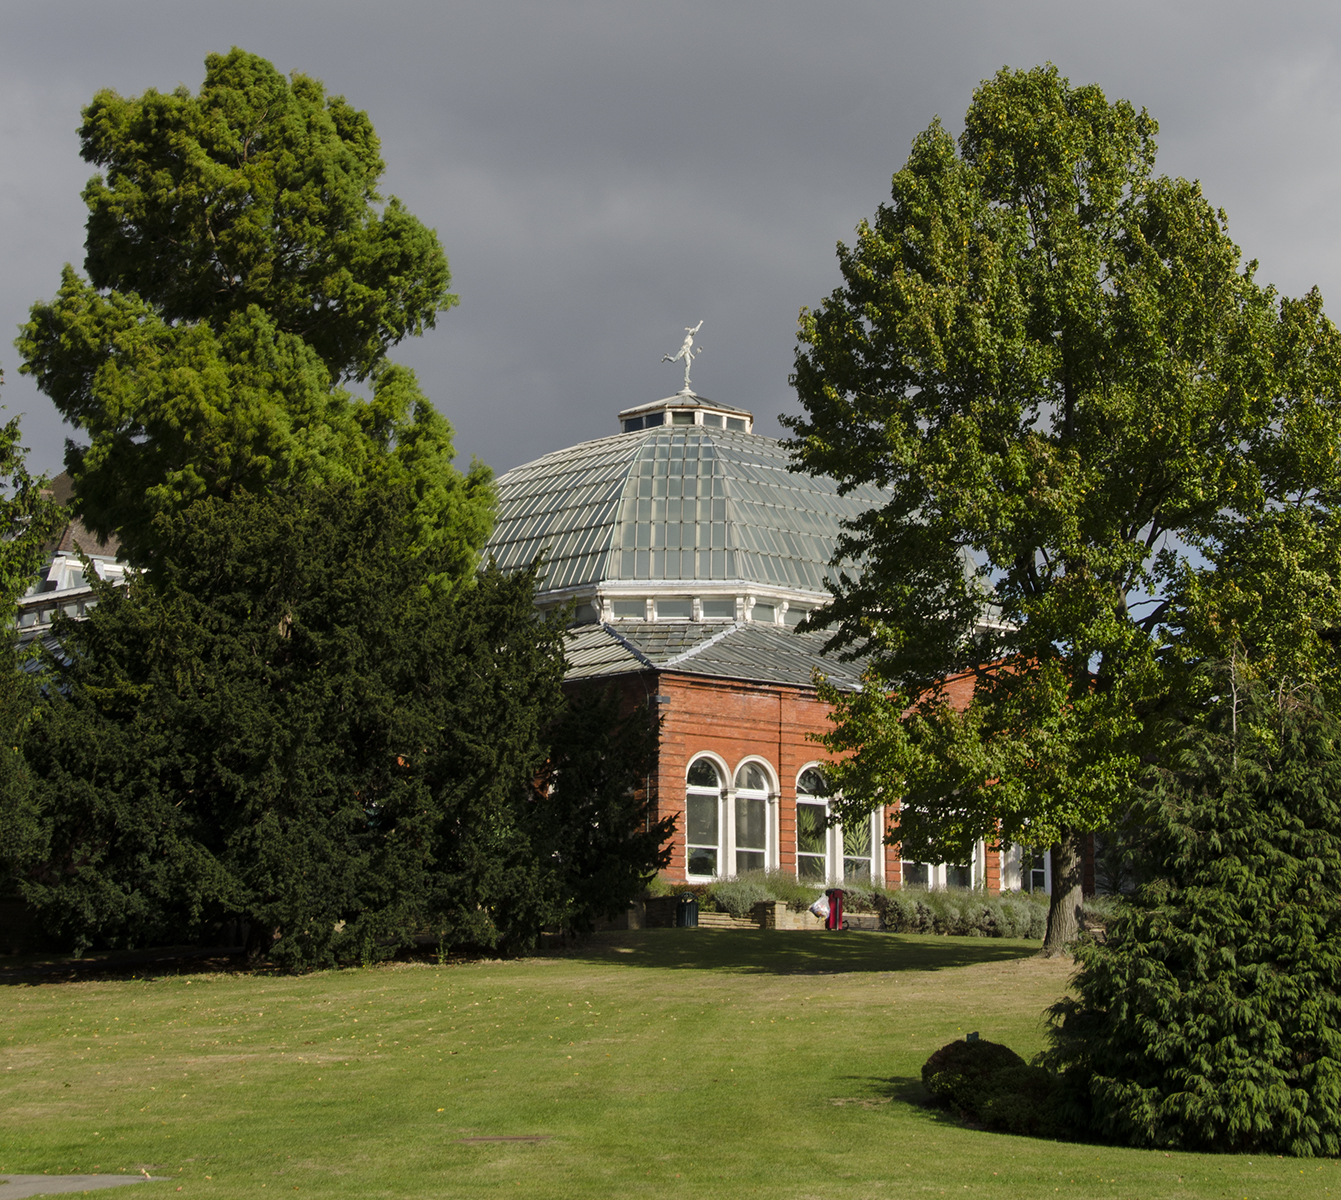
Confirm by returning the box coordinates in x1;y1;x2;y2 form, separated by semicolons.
685;754;780;880
685;754;728;880
731;758;776;875
900;842;988;890
795;764;883;887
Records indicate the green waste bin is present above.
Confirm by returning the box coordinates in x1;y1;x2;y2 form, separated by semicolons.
676;894;699;928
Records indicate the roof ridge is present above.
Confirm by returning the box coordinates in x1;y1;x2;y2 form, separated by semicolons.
659;621;741;668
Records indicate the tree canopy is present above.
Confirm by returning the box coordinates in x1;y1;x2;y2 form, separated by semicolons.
6;485;668;965
78;47;452;382
1;50;676;965
785;65;1341;949
17;48;488;572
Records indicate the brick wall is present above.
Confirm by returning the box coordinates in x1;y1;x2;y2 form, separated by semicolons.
569;666;1015;894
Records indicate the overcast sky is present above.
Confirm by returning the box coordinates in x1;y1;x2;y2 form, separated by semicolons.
4;2;1341;479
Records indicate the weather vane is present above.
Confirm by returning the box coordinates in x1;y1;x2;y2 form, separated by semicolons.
662;320;703;393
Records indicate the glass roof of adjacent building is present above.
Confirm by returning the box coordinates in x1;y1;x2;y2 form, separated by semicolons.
486;420;888;597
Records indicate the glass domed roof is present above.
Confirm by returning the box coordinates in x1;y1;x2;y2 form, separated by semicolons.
486;419;887;598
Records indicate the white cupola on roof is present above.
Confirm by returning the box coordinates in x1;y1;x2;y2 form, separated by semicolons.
617;391;753;434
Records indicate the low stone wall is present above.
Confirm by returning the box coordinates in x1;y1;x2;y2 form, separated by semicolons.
643;896;681;928
593;901;646;932
696;911;761;931
753;900;825;930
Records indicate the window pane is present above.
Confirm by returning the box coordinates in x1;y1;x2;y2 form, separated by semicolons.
735;763;767;791
797;802;827;856
843;820;871;858
1029;851;1047;892
843;857;872;883
700;597;735;619
688;846;717;876
798;854;826;882
946;864;972;889
903;862;929;887
687;759;720;788
736;850;765;873
686;793;718;844
736;796;765;851
798;769;828;797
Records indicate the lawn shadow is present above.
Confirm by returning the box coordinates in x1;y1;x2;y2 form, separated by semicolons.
839;1072;991;1130
550;929;1042;976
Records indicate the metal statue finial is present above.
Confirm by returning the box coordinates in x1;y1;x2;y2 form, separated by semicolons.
662;320;703;392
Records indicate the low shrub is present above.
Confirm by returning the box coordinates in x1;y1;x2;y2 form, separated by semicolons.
709;876;773;918
922;1038;1080;1139
646;874;1048;937
876;887;1046;939
648;881;718;912
1079;892;1125;930
753;870;822;912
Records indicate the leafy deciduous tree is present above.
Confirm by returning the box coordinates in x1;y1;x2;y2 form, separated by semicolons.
786;65;1341;950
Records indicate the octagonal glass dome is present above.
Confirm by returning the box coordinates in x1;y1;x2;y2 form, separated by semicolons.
485;394;887;613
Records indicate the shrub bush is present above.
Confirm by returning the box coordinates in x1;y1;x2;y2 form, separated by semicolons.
876;887;1046;939
921;1038;1076;1138
709;876;773;918
644;873;1048;937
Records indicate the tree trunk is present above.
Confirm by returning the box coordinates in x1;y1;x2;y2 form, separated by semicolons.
244;920;277;963
1042;828;1085;956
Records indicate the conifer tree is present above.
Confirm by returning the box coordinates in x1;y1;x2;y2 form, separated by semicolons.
17;49;490;571
1047;685;1341;1154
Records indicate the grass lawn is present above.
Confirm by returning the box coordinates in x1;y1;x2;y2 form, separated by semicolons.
1;930;1335;1199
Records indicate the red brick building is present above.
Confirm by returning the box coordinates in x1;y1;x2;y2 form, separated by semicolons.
486;389;1019;893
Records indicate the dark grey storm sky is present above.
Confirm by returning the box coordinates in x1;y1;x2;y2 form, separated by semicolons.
3;2;1341;479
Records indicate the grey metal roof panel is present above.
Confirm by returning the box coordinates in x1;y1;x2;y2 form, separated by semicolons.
562;621;865;690
486;424;887;599
562;623;651;680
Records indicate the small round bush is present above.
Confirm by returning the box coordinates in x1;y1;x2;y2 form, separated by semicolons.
922;1038;1026;1108
922;1039;1076;1138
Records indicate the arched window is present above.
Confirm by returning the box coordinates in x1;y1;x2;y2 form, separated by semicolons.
796;768;830;883
734;762;769;873
796;766;880;886
685;758;722;878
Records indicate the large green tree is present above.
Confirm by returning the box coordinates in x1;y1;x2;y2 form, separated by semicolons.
17;48;489;571
0;370;65;622
786;65;1341;951
7;485;669;965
